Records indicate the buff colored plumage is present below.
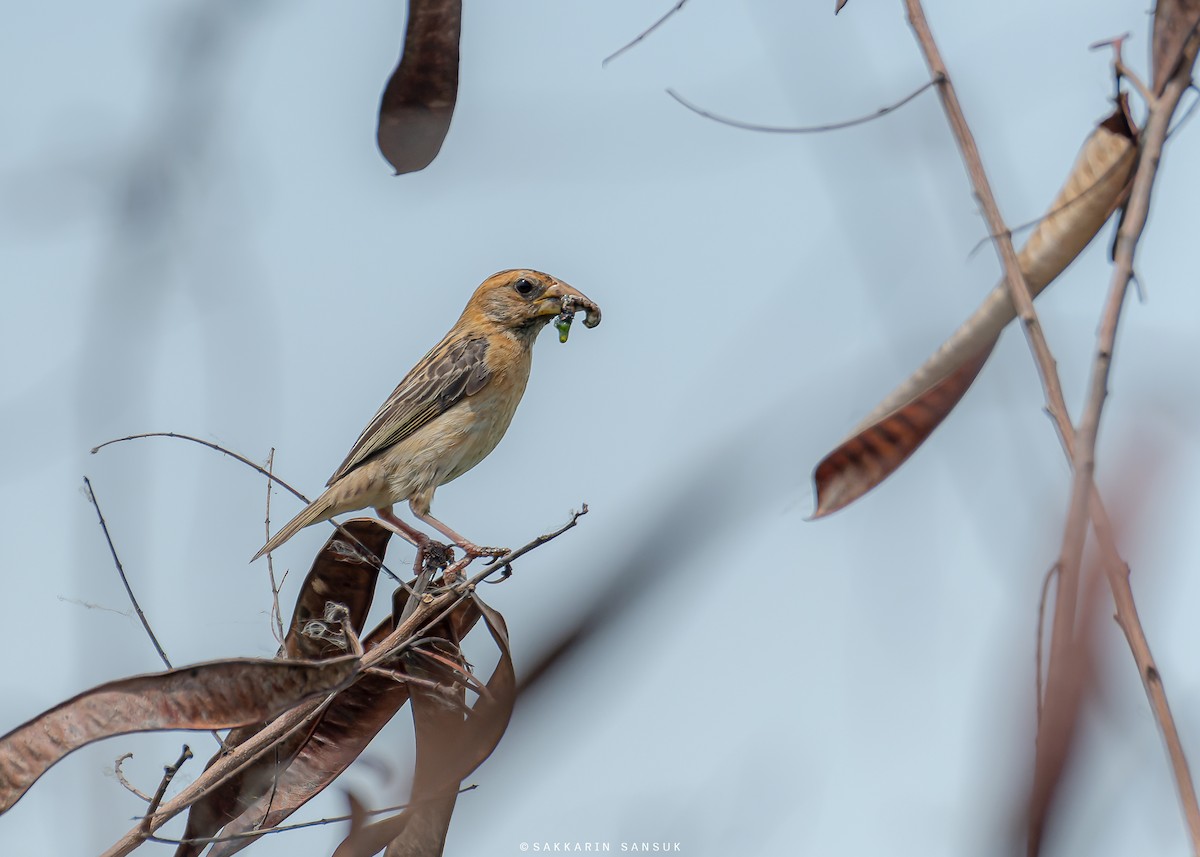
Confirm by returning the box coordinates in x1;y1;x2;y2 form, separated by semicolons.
253;269;600;561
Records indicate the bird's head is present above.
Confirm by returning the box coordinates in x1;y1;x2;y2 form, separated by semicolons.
467;269;601;339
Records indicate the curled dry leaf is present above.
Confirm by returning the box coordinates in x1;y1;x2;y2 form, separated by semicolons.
203;620;411;857
0;656;358;814
377;0;462;174
175;520;392;857
283;517;391;660
333;596;516;857
202;592;483;857
811;96;1138;518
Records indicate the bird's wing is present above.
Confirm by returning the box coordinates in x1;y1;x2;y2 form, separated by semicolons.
327;334;491;484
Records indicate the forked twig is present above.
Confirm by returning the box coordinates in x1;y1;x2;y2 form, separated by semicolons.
100;508;587;857
900;2;1200;852
140;745;193;834
1061;30;1200;854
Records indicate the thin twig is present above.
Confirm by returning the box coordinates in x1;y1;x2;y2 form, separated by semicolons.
363;666;447;692
966;150;1138;259
145;785;478;848
1062;32;1200;854
1091;34;1158;107
1035;564;1058;725
92;430;406;585
140;745;193;834
92;432;309;502
483;504;588;570
1168;85;1200;137
114;754;151;802
85;475;234;750
83;477;172;669
100;509;587;857
603;0;689;66
264;448;286;645
411;645;490;697
666;79;938;134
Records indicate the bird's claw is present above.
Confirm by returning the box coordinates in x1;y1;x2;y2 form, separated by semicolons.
422;540;454;569
461;543;509;559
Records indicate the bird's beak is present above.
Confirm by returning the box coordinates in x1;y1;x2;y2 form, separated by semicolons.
540;280;602;328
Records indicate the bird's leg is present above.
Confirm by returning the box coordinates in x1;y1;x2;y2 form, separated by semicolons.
377;506;455;570
411;504;508;558
375;506;426;547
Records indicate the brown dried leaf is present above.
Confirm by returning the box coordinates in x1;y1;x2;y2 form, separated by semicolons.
813;341;995;516
282;517;391;660
203;596;483;857
380;675;464;857
1152;0;1200;95
0;657;358;814
174;519;391;857
334;597;516;857
811;97;1138;517
203;620;411;857
377;0;461;174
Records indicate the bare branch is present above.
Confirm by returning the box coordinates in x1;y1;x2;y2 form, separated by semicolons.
83;477;172;670
666;79;937;134
966;150;1138;260
145;786;477;848
113;753;151;803
900;3;1200;852
92;430;407;585
603;1;689;66
1035;564;1058;726
92;432;309;503
1066;28;1200;853
482;504;588;574
140;745;193;834
264;448;286;645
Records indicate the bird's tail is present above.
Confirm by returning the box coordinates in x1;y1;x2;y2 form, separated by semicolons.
251;492;337;562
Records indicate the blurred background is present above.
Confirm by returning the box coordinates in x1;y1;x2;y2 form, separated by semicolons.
3;0;1200;854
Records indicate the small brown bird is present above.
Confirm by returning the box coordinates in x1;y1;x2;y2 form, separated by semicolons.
253;269;600;562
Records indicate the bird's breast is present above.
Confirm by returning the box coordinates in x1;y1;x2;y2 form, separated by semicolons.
440;350;531;482
384;342;533;502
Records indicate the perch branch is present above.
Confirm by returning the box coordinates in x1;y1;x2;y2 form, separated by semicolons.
100;509;587;857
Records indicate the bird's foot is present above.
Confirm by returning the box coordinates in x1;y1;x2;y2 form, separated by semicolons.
459;542;509;559
421;540;454;570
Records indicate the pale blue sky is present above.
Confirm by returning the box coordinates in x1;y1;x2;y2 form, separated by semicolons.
3;1;1199;855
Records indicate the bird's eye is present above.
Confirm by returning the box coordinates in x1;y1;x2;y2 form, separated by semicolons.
513;277;537;297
